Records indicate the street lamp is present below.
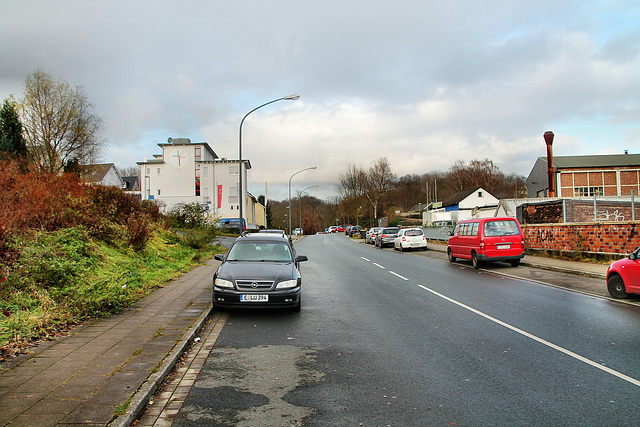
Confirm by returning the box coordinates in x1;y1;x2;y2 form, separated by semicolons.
238;94;300;233
297;185;318;234
288;166;317;238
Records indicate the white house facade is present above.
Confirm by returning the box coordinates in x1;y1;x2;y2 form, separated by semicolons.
138;137;265;228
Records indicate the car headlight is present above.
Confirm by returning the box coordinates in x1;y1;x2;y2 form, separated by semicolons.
276;279;300;289
214;278;234;289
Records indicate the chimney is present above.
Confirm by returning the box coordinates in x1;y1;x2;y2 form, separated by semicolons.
544;131;555;197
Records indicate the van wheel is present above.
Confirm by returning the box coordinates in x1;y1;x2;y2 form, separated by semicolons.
510;259;520;267
472;252;481;269
607;275;629;299
447;249;456;263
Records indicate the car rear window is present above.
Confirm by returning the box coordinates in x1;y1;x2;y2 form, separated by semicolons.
483;220;520;237
405;229;423;237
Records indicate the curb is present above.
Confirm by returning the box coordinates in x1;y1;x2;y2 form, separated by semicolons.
520;260;607;280
108;305;212;427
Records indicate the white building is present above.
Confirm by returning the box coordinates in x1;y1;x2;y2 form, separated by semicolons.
138;137;265;229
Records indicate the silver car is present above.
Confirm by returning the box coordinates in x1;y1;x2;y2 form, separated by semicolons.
375;227;400;248
365;227;381;244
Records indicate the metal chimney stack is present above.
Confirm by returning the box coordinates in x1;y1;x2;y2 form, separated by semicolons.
544;131;555;197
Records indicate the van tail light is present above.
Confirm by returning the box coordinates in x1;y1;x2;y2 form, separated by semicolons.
479;240;485;249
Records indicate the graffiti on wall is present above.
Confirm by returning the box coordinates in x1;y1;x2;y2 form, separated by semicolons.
596;209;625;221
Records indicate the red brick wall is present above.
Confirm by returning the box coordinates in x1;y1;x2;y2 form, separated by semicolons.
522;222;640;255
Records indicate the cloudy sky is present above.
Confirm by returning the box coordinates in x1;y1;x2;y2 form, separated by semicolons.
1;1;639;201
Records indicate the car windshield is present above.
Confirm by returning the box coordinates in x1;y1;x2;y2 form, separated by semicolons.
404;229;423;237
227;241;293;262
483;220;520;237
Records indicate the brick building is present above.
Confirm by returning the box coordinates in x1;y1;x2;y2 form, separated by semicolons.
526;153;640;198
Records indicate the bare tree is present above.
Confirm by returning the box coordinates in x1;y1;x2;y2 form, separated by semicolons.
20;70;104;173
364;157;395;219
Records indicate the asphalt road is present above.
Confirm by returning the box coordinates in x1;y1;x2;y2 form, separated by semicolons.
173;233;640;426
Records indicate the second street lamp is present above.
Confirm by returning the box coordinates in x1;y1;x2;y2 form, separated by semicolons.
297;185;318;235
238;94;299;234
288;166;317;238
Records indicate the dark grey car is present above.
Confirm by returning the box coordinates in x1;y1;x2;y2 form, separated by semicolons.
213;234;308;311
375;227;400;248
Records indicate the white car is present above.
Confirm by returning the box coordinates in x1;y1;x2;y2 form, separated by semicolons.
394;228;428;251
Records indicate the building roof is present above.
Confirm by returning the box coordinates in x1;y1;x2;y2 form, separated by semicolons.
537;153;640;169
441;188;481;207
81;163;117;183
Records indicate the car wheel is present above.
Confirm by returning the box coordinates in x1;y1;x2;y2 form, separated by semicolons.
607;275;629;299
509;259;520;267
447;249;455;262
472;252;481;269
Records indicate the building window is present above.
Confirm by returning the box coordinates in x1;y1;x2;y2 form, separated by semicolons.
574;186;604;197
195;147;202;161
203;166;208;177
228;186;238;203
477;191;483;197
158;189;161;195
157;168;161;175
229;165;239;175
195;167;201;197
146;168;150;175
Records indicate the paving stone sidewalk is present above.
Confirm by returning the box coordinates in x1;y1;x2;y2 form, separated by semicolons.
0;258;220;427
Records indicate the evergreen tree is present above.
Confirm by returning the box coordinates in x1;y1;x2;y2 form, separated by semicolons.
0;98;27;160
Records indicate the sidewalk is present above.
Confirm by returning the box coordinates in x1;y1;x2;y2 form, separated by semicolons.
428;241;609;280
0;241;617;427
0;258;221;427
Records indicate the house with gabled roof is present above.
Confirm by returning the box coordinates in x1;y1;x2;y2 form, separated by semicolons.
423;187;500;225
81;163;125;188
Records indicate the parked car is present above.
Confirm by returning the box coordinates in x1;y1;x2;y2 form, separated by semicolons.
606;248;640;298
365;227;381;244
447;217;525;269
328;226;338;233
212;233;308;311
348;225;363;237
336;224;351;233
375;227;400;248
394;227;428;251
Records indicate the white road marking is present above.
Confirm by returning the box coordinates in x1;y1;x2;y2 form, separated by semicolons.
373;263;385;269
390;271;409;281
360;257;370;262
418;284;640;388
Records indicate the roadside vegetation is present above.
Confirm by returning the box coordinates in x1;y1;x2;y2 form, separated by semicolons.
0;160;222;360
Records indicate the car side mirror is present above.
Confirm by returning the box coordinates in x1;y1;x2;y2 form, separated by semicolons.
214;254;225;261
295;255;308;263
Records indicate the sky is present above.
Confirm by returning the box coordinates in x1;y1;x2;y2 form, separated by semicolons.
1;0;639;202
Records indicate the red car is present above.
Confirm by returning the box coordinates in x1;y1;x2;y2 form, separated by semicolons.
335;224;351;233
607;248;640;298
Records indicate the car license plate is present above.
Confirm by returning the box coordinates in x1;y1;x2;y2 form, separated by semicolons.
496;244;510;250
240;294;268;302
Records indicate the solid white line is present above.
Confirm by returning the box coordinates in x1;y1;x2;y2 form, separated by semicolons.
373;263;385;269
390;271;409;281
360;257;370;262
417;284;640;388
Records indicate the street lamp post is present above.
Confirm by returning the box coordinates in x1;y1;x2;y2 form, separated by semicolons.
288;166;317;238
297;185;318;235
238;94;300;234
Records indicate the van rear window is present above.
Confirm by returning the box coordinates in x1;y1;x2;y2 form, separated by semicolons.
483;220;520;237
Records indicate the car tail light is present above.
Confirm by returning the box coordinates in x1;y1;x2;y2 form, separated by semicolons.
402;237;407;241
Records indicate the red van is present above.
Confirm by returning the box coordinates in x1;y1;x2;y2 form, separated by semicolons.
447;217;525;269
